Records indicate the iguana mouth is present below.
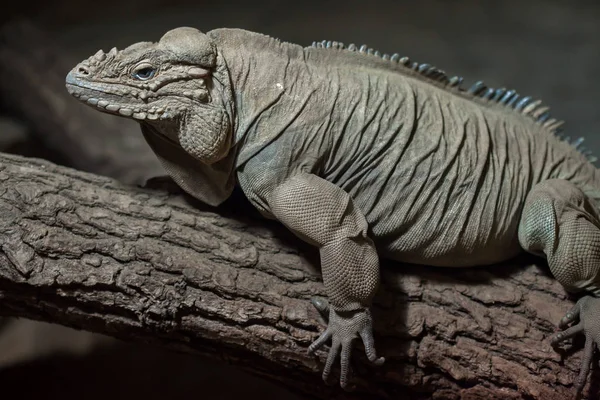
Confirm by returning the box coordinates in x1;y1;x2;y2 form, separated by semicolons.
66;72;169;121
66;83;168;121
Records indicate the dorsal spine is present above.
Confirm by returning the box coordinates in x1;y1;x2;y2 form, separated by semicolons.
310;40;595;163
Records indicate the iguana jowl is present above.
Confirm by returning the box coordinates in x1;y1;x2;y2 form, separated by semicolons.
65;27;600;396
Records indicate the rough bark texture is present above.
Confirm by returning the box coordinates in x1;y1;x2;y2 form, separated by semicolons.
0;20;164;184
0;151;593;400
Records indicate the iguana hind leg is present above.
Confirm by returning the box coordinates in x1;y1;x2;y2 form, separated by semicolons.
518;179;600;398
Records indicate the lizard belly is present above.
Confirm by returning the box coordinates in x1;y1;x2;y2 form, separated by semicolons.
355;172;526;267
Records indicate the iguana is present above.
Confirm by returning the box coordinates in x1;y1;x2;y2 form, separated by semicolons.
65;27;600;397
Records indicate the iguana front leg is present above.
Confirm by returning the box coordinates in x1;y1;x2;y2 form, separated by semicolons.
268;173;385;388
519;179;600;398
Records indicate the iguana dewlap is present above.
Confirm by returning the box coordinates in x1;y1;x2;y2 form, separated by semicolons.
65;27;600;397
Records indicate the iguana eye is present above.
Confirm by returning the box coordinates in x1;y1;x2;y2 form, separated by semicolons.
133;64;156;80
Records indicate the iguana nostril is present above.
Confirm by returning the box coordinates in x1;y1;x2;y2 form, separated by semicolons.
77;65;90;75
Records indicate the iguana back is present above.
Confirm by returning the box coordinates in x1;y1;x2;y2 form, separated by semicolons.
207;29;600;266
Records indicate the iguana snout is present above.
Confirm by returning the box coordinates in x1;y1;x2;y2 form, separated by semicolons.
65;27;218;123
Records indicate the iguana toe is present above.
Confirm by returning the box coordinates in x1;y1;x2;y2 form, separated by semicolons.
551;296;600;399
310;296;331;322
308;303;384;389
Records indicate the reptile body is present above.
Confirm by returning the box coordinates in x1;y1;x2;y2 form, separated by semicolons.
65;27;600;397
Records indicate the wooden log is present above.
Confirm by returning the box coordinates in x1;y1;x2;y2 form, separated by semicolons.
0;151;591;399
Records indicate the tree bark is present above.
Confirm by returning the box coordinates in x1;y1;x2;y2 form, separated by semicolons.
0;20;164;184
0;152;591;400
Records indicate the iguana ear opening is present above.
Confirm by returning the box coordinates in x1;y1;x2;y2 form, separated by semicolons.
158;27;216;67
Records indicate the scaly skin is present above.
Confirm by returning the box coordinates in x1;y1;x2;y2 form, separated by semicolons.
66;27;600;397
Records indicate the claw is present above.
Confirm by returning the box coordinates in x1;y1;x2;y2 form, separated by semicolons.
559;301;581;329
551;323;583;346
552;296;600;399
360;326;386;366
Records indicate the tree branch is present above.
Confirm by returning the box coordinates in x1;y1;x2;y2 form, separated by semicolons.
0;152;588;399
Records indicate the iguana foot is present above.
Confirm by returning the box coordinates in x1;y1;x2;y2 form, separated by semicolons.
551;295;600;399
308;297;385;389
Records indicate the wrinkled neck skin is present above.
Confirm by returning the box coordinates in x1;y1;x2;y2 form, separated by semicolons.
145;51;236;165
208;30;300;167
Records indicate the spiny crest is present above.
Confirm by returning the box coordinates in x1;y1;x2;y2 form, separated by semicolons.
310;40;596;163
78;47;119;76
79;45;150;78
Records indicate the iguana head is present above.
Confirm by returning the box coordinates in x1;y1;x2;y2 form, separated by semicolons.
65;27;233;164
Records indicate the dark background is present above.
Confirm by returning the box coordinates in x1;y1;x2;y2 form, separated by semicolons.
0;0;599;399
